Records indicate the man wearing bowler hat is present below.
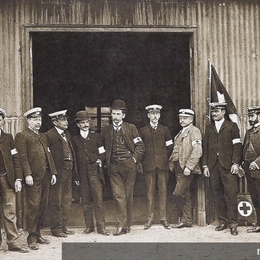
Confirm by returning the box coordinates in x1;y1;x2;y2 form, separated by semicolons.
202;102;242;236
0;108;28;253
72;110;109;236
15;107;57;250
139;104;173;230
46;110;77;237
170;109;202;229
100;100;145;236
242;106;260;233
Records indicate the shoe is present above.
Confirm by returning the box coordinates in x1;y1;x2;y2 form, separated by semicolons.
63;228;75;235
8;245;29;253
113;228;127;236
172;222;192;228
247;226;260;233
144;221;154;230
97;229;110;236
37;236;50;244
29;242;39;250
127;226;131;233
160;220;171;229
83;228;94;234
215;223;227;231
230;227;238;236
52;232;67;237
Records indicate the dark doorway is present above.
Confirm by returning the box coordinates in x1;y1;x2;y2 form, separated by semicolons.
32;32;190;136
32;32;191;209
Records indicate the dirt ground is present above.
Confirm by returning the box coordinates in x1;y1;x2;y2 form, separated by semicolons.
1;223;260;260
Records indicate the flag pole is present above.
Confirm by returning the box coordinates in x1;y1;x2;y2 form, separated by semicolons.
207;59;212;123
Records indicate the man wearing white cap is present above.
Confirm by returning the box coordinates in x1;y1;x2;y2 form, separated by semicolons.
169;109;202;228
0;108;28;253
242;106;260;233
15;107;57;250
202;102;242;236
139;104;173;230
46;110;77;237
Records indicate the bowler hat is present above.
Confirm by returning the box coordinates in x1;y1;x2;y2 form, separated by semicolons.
111;100;126;110
75;111;90;121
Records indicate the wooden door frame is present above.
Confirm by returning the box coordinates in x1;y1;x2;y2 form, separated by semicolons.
22;25;206;225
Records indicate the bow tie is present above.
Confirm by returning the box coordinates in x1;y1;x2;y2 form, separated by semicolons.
61;132;66;138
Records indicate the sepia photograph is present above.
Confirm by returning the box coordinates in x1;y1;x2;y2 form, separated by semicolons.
0;0;260;259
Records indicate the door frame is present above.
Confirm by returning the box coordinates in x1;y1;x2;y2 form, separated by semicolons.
22;25;206;225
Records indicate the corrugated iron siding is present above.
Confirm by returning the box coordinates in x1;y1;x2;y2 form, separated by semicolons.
0;0;259;138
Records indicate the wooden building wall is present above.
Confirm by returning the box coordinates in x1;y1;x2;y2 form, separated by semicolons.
0;0;259;225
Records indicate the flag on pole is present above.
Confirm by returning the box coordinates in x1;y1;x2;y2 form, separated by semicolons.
209;62;240;126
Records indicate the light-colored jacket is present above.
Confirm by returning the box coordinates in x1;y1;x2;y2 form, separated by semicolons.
169;124;202;174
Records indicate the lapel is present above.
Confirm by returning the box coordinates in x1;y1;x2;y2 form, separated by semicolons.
0;130;6;143
54;128;64;142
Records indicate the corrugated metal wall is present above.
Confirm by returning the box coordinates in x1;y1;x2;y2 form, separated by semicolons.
0;0;259;225
0;0;259;136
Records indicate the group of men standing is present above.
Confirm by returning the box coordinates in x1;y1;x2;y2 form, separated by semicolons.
1;98;260;253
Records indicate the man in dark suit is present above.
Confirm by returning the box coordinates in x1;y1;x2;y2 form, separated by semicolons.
242;106;260;233
72;110;109;236
139;104;173;230
202;102;242;236
100;100;145;236
15;107;57;250
46;110;77;237
170;109;202;228
0;108;28;253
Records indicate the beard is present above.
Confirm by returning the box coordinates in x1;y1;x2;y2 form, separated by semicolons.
249;119;259;126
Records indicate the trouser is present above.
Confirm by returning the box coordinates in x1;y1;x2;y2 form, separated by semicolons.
110;158;136;229
80;162;105;231
0;175;19;245
172;161;194;225
243;161;260;226
210;160;238;228
145;168;169;222
49;167;72;234
25;171;50;245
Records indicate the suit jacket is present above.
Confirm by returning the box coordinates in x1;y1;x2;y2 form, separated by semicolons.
45;127;78;179
170;124;202;173
139;123;173;172
72;131;105;180
100;122;145;172
15;128;57;180
202;119;242;170
0;130;23;189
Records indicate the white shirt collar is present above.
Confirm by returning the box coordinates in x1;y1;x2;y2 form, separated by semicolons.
214;118;225;132
28;126;39;134
150;123;158;129
113;121;123;130
181;123;192;133
254;122;260;128
80;130;89;138
55;127;64;135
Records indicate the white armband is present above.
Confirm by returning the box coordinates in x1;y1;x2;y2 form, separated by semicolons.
166;140;173;146
133;137;142;144
11;148;18;155
192;140;202;146
232;138;242;145
98;146;106;154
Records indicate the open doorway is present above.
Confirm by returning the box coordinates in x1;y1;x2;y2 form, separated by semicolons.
32;32;191;221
